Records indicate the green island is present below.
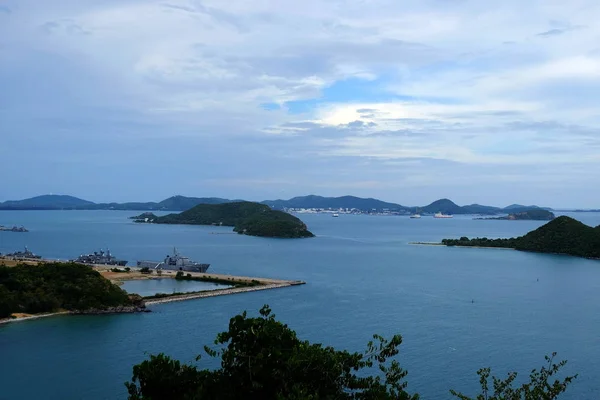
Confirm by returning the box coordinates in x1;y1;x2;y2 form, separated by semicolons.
0;262;145;319
132;201;314;239
442;216;600;259
475;209;555;221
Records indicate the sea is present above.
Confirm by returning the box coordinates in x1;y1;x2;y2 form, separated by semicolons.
1;210;600;400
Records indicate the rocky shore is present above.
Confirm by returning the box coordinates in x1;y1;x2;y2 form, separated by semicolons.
72;294;149;314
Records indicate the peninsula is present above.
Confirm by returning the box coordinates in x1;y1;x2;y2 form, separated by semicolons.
0;262;146;320
132;201;314;239
475;209;555;221
442;216;600;259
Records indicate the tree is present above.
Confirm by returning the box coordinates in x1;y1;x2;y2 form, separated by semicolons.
126;305;419;400
125;306;576;400
450;353;577;400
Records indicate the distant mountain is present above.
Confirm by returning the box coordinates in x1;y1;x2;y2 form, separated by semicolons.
0;193;555;214
420;199;466;214
0;195;235;211
419;199;551;215
0;195;94;210
156;195;232;210
504;204;540;210
263;195;407;211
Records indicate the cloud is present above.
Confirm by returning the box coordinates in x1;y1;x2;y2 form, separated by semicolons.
1;0;600;207
537;28;567;37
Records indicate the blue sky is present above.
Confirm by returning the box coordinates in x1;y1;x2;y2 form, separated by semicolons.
1;0;599;207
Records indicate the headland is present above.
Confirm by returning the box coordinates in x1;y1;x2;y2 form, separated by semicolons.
0;258;305;324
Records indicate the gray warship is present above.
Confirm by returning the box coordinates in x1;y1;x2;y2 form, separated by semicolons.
137;248;210;273
71;249;127;266
5;246;41;259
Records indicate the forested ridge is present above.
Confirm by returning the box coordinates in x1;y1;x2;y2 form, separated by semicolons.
0;262;132;318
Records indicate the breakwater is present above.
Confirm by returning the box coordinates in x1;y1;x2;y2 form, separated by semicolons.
146;281;304;305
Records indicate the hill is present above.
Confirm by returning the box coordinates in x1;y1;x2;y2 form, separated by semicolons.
442;216;600;259
420;198;465;214
0;262;141;318
0;195;94;210
0;195;235;211
0;193;554;214
138;202;314;239
262;195;407;211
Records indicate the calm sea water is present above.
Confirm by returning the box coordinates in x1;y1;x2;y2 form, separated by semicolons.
120;279;231;297
1;211;600;400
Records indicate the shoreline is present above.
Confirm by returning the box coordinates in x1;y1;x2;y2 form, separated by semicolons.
0;282;305;325
0;262;306;325
409;242;516;250
145;281;304;305
0;311;70;325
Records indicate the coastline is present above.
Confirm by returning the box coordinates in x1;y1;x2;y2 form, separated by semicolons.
1;262;306;325
145;281;304;305
0;311;70;325
409;242;516;251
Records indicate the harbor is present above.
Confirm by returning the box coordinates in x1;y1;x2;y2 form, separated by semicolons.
0;252;306;322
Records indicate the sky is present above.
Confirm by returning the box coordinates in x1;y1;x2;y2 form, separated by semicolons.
1;0;599;208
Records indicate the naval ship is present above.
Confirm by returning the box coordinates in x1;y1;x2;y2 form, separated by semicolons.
71;249;127;266
137;248;210;273
5;246;41;259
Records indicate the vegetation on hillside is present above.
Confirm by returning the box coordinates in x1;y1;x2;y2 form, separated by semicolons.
0;262;133;318
126;305;575;400
481;209;556;221
139;202;314;239
443;216;600;259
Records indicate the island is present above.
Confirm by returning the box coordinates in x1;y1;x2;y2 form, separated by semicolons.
0;262;146;320
132;201;314;239
475;209;555;221
441;216;600;259
129;212;158;221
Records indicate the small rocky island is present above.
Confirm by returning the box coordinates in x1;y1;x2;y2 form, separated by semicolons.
129;212;158;222
442;216;600;259
0;225;29;232
0;262;146;320
475;209;555;221
132;201;314;239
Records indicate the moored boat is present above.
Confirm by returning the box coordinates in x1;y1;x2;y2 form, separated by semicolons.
137;247;210;273
434;212;453;219
71;249;127;266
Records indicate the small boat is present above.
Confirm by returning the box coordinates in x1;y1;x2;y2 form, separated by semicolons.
332;213;339;217
434;212;453;219
410;214;421;219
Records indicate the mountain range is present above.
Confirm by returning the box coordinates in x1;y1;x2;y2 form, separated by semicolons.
0;194;554;215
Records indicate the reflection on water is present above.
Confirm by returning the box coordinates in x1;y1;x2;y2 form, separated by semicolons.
120;278;231;297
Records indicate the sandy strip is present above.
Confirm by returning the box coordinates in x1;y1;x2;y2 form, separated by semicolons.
409;242;515;250
0;311;70;325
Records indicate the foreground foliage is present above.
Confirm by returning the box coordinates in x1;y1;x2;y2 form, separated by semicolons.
443;216;600;259
126;306;576;400
0;262;131;318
